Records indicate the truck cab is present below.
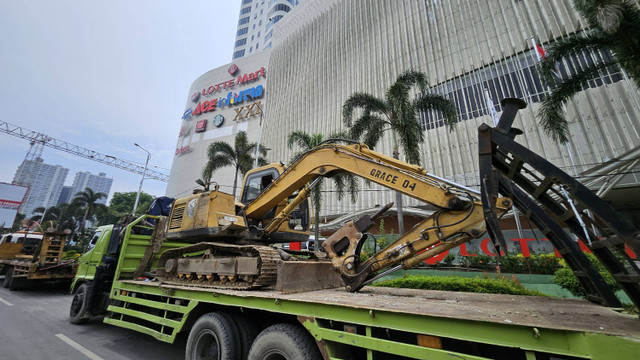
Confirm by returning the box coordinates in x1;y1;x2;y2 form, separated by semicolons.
71;225;114;292
0;232;44;261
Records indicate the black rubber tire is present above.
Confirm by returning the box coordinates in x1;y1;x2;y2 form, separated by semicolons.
69;283;91;325
6;267;19;291
185;312;240;360
2;267;11;289
248;323;322;360
229;313;260;360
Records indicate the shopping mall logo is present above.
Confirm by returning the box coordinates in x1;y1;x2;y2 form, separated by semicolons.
191;85;264;116
200;67;265;97
182;108;193;120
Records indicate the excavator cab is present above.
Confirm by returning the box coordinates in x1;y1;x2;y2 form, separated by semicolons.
240;164;310;243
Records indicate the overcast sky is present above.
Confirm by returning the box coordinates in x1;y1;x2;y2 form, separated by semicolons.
0;1;241;201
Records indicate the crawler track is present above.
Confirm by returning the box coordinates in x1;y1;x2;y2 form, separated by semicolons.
156;242;280;290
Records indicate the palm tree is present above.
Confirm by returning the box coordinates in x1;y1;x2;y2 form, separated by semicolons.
202;131;268;198
342;69;458;233
287;131;359;250
30;205;65;229
538;0;640;143
72;188;107;237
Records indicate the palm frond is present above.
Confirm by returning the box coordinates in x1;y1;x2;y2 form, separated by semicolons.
414;93;458;131
342;93;388;126
539;32;611;85
538;62;612;142
361;116;387;149
387;69;429;104
332;173;359;202
287;130;313;150
350;111;387;146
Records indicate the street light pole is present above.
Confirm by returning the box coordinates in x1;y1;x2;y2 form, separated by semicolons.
247;95;264;168
133;143;150;213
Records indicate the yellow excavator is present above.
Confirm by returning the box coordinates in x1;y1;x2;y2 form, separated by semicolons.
157;139;510;293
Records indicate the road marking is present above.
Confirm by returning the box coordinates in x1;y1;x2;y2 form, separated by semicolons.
0;296;13;306
55;333;104;360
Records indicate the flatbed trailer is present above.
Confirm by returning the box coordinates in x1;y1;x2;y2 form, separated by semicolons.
72;216;640;360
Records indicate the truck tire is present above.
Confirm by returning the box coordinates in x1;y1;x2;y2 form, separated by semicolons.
229;313;259;360
185;312;240;360
69;283;91;324
2;267;11;289
6;267;21;291
248;323;322;360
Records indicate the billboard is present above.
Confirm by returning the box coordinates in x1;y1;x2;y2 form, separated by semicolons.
0;182;28;229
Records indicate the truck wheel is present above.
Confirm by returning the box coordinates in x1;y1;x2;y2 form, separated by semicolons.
2;267;11;289
6;267;21;291
248;323;322;360
185;312;240;360
229;313;259;360
69;283;91;324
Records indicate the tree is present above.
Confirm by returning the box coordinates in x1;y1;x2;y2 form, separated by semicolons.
99;191;154;224
287;131;359;250
30;205;72;230
11;213;26;232
538;0;640;143
72;188;107;239
202;131;268;198
342;69;458;233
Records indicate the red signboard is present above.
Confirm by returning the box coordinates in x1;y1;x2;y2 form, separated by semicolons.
195;119;207;133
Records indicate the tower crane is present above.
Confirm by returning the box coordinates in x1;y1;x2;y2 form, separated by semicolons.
0;120;169;182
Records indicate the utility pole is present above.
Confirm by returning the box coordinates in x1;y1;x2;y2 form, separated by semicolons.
132;143;151;213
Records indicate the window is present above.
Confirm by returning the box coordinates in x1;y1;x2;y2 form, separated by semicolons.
240;6;251;15
237;27;248;36
86;231;102;252
238;16;250;25
419;42;623;131
235;38;247;47
242;0;252;5
256;42;259;49
265;15;283;30
267;3;291;17
264;29;273;42
258;31;261;37
233;50;245;59
241;168;279;204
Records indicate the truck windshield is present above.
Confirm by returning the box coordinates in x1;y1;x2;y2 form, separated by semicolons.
86;231;102;252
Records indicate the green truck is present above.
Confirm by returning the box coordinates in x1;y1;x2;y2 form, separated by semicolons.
69;215;640;360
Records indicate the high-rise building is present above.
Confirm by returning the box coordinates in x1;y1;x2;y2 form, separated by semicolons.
232;0;302;60
13;158;69;216
57;186;72;205
70;172;113;205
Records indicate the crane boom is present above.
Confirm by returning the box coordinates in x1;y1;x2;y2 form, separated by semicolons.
0;120;169;182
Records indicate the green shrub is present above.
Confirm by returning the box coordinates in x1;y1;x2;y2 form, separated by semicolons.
62;250;79;260
374;275;547;296
528;253;562;274
498;254;524;273
553;253;621;297
465;253;495;269
441;253;456;267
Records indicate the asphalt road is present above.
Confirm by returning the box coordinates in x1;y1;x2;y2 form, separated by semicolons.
0;278;185;360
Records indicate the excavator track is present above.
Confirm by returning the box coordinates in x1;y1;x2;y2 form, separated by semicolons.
156;242;281;290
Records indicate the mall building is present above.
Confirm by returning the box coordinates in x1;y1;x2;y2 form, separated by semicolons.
167;0;640;230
